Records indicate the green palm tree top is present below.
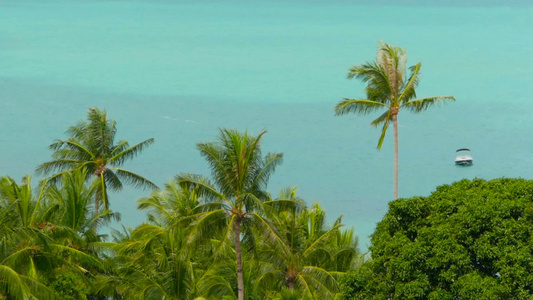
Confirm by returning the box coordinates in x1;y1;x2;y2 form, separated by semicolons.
335;42;455;149
180;129;283;217
37;107;157;210
257;191;361;298
178;128;283;300
200;129;281;199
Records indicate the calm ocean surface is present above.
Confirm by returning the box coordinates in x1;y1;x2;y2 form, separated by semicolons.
1;0;532;250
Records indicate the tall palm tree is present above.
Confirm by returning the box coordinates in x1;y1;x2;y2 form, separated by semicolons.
334;42;455;199
177;129;283;300
37;107;157;215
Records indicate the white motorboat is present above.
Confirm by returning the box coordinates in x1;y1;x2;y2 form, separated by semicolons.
455;148;473;166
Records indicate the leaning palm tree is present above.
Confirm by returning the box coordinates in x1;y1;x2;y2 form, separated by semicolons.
335;42;455;199
177;129;283;300
37;107;157;215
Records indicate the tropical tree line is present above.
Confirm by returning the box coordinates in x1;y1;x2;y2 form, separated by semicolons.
1;41;457;299
0;108;363;299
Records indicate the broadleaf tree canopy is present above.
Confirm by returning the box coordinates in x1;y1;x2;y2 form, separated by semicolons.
339;178;533;300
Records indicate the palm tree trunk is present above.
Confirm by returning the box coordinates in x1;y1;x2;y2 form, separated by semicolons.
234;219;245;300
94;188;100;231
288;278;295;290
393;114;399;200
93;173;106;232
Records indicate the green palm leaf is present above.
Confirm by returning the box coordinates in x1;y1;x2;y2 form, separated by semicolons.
334;99;387;116
113;168;157;190
402;95;456;112
0;265;60;300
109;138;155;165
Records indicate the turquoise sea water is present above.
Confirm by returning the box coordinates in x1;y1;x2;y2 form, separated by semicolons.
1;0;532;250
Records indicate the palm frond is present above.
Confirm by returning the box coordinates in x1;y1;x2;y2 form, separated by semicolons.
251;152;283;192
196;271;237;300
334;98;387;116
186;208;228;251
398;62;421;103
348;61;393;101
370;110;391;128
51;139;94;159
197;141;225;180
36;159;88;176
113;168;158;190
0;265;61;300
402;95;456;113
376;118;390;150
87;209;120;233
109;138;155;166
177;173;225;202
38;166;88;187
249;213;290;258
103;169;123;192
241;192;266;216
303;224;342;258
109;140;129;157
300;265;339;296
264;199;305;215
48;244;103;269
0;264;25;298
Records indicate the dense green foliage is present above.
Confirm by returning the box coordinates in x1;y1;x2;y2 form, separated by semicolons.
46;268;90;300
0;173;105;300
0;108;361;299
339;178;533;299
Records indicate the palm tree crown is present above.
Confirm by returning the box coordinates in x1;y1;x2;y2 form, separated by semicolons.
178;128;283;300
335;42;455;199
257;190;361;298
37;107;157;210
